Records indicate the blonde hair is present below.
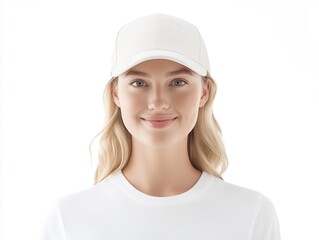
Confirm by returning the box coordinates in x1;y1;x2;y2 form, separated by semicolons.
90;74;228;184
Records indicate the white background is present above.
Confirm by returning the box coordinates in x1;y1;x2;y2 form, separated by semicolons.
1;0;319;239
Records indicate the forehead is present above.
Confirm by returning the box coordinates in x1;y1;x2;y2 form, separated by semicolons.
121;59;196;78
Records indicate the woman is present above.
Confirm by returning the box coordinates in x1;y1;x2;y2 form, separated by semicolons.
43;13;281;240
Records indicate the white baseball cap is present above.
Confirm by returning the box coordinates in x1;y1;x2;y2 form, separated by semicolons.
110;14;210;77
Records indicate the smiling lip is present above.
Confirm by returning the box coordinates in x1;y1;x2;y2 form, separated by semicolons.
141;116;178;128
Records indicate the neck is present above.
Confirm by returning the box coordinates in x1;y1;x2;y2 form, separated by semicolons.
122;137;202;197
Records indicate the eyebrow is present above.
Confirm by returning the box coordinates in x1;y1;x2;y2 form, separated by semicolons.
123;68;194;78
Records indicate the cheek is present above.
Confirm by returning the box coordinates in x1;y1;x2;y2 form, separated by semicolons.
118;91;145;115
173;90;201;129
172;89;201;111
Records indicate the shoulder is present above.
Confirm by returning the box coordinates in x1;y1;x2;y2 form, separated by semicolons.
207;175;280;237
56;174;116;211
205;174;281;239
210;175;265;200
206;174;277;214
41;175;118;239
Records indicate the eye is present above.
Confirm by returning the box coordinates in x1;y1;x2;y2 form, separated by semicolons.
171;79;187;86
131;80;146;87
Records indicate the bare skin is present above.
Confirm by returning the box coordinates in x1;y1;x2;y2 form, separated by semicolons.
112;59;209;197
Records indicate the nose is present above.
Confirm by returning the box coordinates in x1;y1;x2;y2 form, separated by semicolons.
147;87;170;111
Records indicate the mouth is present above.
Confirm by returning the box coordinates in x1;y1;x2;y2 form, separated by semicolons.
141;117;178;128
141;117;177;122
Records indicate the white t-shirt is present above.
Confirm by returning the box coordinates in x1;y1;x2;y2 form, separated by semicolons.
42;170;281;240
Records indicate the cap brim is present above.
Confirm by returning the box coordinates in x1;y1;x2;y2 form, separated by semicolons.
111;50;207;77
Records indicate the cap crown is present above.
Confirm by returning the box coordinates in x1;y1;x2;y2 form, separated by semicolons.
111;14;210;77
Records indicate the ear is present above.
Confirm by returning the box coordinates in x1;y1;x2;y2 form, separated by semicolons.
112;85;121;108
199;80;210;108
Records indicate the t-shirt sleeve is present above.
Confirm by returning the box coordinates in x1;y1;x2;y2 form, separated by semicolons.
41;203;67;240
249;194;281;240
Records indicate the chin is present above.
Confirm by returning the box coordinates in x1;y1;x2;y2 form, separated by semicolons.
137;135;186;149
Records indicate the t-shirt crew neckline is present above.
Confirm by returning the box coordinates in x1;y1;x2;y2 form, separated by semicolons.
111;170;214;206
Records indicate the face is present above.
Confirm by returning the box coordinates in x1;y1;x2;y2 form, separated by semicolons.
112;59;209;148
